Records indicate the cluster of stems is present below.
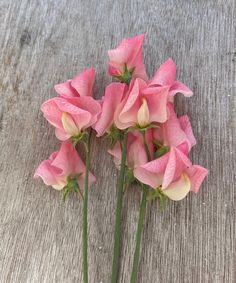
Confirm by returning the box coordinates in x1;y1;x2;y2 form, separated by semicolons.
111;117;151;283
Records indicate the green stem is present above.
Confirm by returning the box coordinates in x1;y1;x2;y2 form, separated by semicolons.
111;130;128;283
83;131;91;283
130;130;151;283
130;187;148;283
142;131;151;161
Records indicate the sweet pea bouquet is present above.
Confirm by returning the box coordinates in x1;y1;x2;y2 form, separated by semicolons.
35;34;208;283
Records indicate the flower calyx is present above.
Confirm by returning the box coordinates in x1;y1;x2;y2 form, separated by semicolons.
114;64;135;85
62;174;83;201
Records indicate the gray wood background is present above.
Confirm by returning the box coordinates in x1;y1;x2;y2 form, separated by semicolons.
0;0;235;282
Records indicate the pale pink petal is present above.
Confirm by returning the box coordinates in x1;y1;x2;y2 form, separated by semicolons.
113;97;132;130
149;58;176;86
34;159;61;186
178;115;196;149
54;80;78;98
52;97;87;115
186;165;208;193
51;97;100;131
134;153;170;188
94;83;126;136
127;138;148;168
155;104;193;150
51;142;75;176
162;149;177;189
163;104;187;147
69;97;101;129
41;99;63;128
71;68;95;97
169;80;193;97
119;79;146;125
162;144;191;189
114;82;140;129
143;87;169;123
176;142;189;156
55;128;70;141
70;97;101;119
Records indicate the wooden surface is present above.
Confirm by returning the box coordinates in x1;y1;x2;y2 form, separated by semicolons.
0;1;235;282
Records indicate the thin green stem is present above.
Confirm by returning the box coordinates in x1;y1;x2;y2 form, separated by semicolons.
142;131;151;161
130;186;148;283
82;130;91;283
111;130;128;283
130;130;151;283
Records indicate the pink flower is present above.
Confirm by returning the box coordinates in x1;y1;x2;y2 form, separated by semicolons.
153;103;196;152
41;96;101;141
34;141;96;190
108;34;148;81
108;130;153;169
54;68;95;98
114;78;169;130
134;143;208;201
148;58;193;98
94;82;127;137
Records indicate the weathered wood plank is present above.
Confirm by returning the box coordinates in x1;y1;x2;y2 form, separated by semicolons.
0;0;235;282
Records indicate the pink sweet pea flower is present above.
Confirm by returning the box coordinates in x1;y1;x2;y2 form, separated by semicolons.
114;78;169;130
41;96;101;141
108;130;153;170
34;141;96;190
94;82;127;137
153;103;196;152
148;58;193;98
134;143;208;201
54;68;95;98
108;34;148;81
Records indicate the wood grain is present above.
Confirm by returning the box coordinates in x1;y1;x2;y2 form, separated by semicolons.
0;0;235;282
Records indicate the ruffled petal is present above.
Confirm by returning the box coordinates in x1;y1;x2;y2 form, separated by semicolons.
94;82;126;136
134;153;169;188
169;80;193;97
178;115;196;150
71;68;95;97
186;165;208;193
143;86;169;123
54;80;78;98
149;58;176;86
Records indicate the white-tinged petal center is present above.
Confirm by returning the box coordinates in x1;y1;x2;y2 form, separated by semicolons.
137;98;150;127
61;112;79;136
162;173;191;201
52;179;67;190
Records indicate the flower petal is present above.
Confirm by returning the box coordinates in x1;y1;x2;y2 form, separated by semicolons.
143;86;169;123
134;153;170;189
169;80;193;97
178;114;196;149
108;34;148;80
149;58;176;87
163;173;191;201
186;165;208;193
94;82;126;136
71;68;95;97
54;80;78;98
